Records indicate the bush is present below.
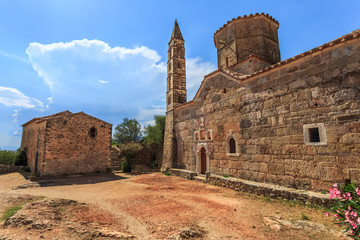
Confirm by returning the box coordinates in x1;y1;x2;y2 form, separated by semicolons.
0;149;17;165
327;183;360;239
122;160;132;173
14;148;27;166
117;142;143;173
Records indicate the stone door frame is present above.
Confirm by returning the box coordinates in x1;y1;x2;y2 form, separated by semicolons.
195;143;209;174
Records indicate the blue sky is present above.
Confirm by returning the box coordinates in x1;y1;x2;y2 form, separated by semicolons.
0;0;359;150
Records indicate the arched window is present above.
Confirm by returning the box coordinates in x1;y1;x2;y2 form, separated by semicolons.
89;127;97;139
229;138;236;153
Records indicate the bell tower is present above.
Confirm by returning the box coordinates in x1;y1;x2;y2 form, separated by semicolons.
162;20;186;171
166;19;186;112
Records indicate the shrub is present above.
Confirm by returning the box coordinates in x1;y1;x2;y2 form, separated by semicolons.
14;148;27;166
327;183;360;238
117;142;143;173
0;149;17;165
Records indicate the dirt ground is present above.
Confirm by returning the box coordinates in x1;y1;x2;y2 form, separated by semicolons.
0;171;350;240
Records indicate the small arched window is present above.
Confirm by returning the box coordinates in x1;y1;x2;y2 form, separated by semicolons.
89;127;97;139
229;138;236;153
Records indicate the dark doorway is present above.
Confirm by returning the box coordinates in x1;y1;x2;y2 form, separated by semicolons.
200;147;206;174
34;152;39;176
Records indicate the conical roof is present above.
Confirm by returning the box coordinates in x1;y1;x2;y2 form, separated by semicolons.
170;19;184;41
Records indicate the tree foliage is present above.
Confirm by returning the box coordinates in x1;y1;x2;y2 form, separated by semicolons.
117;142;143;172
143;115;165;146
0;148;27;166
113;118;142;144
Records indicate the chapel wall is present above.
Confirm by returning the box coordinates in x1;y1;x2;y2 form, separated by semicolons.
42;114;112;176
173;38;360;190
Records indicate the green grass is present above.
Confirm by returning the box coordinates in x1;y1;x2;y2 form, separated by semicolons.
301;213;310;220
164;171;170;176
223;175;230;178
1;205;22;222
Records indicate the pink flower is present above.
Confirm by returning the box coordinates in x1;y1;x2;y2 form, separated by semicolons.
329;187;342;199
349;205;352;211
343;192;352;200
356;188;360;196
325;212;329;217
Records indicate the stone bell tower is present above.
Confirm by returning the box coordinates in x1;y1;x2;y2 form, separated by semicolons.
166;19;187;112
162;20;186;171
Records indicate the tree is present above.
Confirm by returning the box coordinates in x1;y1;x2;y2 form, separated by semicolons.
143;115;166;146
113;118;142;144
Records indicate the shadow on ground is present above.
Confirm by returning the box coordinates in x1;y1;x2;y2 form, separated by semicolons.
14;172;128;189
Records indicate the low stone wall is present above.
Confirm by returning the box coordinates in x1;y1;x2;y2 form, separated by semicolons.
169;168;332;207
195;174;332;207
0;164;26;174
169;168;197;180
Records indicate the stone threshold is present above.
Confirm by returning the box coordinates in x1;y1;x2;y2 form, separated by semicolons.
169;168;331;207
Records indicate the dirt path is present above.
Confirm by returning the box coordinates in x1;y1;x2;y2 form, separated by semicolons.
0;172;349;239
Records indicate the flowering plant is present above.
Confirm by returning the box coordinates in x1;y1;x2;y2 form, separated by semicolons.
328;183;360;239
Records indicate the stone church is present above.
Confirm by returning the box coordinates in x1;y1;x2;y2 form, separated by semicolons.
162;13;360;191
21;110;112;176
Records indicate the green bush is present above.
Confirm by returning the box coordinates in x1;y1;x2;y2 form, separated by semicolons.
14;148;27;166
122;160;132;173
0;149;17;165
117;142;143;173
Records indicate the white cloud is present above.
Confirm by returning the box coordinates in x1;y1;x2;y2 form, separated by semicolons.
136;107;165;122
186;57;216;99
25;39;215;124
0;50;29;63
0;87;44;109
99;80;109;84
46;97;53;108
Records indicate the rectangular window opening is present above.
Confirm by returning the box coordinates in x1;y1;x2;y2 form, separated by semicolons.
309;128;320;143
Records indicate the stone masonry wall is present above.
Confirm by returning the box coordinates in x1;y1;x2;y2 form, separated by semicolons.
21;120;46;174
172;37;360;191
42;113;112;176
0;164;26;174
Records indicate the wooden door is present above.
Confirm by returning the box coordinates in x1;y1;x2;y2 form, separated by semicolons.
200;147;206;174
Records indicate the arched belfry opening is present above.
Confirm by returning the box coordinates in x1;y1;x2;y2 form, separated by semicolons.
229;138;236;153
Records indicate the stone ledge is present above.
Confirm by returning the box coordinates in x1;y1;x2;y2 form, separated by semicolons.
173;170;331;207
169;168;197;180
196;174;331;207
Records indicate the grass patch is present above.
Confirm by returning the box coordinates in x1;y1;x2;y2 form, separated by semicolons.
1;205;22;222
164;171;170;176
223;175;230;178
301;213;310;220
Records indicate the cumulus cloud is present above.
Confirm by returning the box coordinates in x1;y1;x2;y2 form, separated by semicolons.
25;39;215;124
186;57;216;99
0;87;44;109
